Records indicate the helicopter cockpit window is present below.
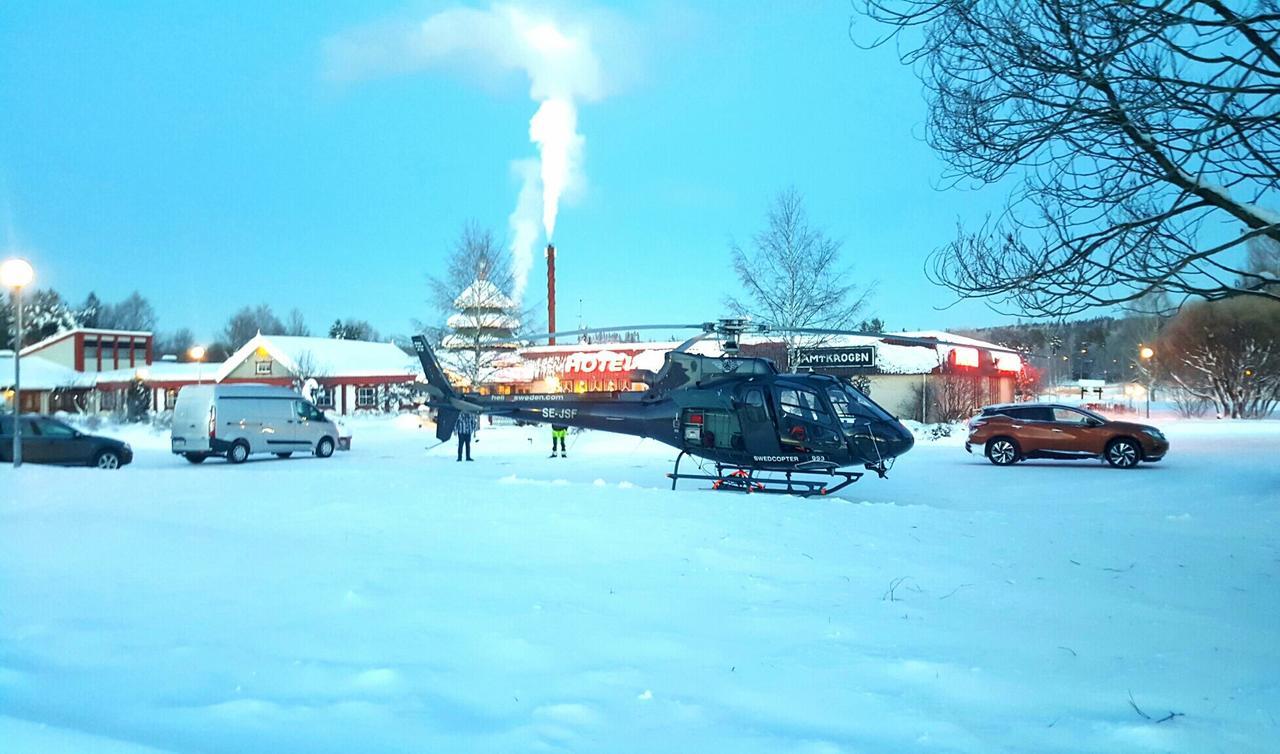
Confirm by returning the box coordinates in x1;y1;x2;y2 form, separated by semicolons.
778;388;832;426
776;387;842;451
829;384;895;425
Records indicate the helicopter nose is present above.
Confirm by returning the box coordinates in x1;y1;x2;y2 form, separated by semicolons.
876;420;915;457
848;421;915;461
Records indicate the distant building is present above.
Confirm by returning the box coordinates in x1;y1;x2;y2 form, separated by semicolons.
214;334;421;414
2;330;422;416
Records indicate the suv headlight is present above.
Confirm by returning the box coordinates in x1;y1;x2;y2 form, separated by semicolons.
1141;428;1164;441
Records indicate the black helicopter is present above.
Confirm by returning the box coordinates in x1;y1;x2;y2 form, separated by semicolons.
411;319;997;496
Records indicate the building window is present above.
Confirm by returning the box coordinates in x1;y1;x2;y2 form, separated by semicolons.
313;386;335;408
356;386;377;407
255;360;273;375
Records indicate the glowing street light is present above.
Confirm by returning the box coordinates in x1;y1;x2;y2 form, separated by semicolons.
1138;346;1155;418
2;257;35;468
189;345;207;383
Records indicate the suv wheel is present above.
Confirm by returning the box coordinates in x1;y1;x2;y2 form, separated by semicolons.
1105;438;1141;468
986;437;1019;466
227;441;250;464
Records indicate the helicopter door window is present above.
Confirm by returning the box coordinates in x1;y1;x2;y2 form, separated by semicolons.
777;387;838;451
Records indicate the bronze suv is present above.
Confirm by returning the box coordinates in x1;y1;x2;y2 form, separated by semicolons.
966;403;1169;468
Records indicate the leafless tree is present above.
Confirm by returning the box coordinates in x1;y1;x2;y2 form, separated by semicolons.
854;0;1280;317
98;291;158;331
285;308;311;337
726;188;873;366
222;304;284;351
155;328;196;360
1158;296;1280;417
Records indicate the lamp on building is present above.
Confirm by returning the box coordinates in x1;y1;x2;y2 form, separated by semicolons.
1;257;35;468
189;345;207;383
1138;345;1155;418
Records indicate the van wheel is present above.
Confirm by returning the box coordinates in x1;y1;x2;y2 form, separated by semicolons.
1105;438;1141;468
227;441;250;464
184;453;208;464
986;437;1019;466
315;437;335;458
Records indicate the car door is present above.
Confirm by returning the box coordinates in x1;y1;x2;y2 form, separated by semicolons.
258;398;297;453
1004;406;1058;453
0;416;12;462
1048;407;1105;454
35;418;94;465
292;400;324;449
11;418;52;463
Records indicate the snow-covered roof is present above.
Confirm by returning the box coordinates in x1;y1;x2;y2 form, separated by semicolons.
0;353;93;390
216;334;421;382
453;279;516;312
487;362;539;384
94;361;211;385
19;327;152;357
739;330;1022;375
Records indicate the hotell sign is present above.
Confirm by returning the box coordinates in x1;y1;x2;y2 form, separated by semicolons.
792;345;877;370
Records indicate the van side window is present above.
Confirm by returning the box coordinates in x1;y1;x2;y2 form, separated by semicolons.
296;401;323;420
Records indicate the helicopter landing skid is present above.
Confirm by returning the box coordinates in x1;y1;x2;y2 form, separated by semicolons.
666;452;863;498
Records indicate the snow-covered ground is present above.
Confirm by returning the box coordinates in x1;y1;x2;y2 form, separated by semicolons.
1;416;1277;753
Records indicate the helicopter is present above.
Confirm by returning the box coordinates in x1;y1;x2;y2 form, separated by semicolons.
411;318;1008;496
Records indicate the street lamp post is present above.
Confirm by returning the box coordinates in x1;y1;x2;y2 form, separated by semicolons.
2;257;35;468
1139;345;1155;419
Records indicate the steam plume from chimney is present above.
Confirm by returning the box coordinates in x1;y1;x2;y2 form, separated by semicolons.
323;4;615;304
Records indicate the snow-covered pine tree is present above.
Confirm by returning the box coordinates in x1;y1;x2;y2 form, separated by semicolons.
20;289;80;347
79;292;103;328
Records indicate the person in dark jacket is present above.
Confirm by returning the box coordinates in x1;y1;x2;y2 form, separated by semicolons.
550;423;568;458
455;411;479;461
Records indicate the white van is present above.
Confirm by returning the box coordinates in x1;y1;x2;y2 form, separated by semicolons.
171;384;341;464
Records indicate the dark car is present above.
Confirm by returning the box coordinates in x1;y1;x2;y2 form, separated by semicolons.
965;403;1168;468
0;415;133;469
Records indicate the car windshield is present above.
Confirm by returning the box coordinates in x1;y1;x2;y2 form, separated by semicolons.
826;384;894;427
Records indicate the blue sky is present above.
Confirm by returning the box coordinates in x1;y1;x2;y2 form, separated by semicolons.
1;1;1018;343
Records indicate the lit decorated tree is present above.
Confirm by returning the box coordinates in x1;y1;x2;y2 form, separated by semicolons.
441;276;521;388
428;223;525;389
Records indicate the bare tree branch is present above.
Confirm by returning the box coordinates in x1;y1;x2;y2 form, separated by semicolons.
854;0;1280;317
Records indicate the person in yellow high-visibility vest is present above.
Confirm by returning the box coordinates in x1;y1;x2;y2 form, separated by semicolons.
550;424;568;458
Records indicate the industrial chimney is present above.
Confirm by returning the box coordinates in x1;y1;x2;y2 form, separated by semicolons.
546;243;557;345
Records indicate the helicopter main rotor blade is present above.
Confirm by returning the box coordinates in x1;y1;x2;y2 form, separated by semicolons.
772;326;1025;355
440;323;710;347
